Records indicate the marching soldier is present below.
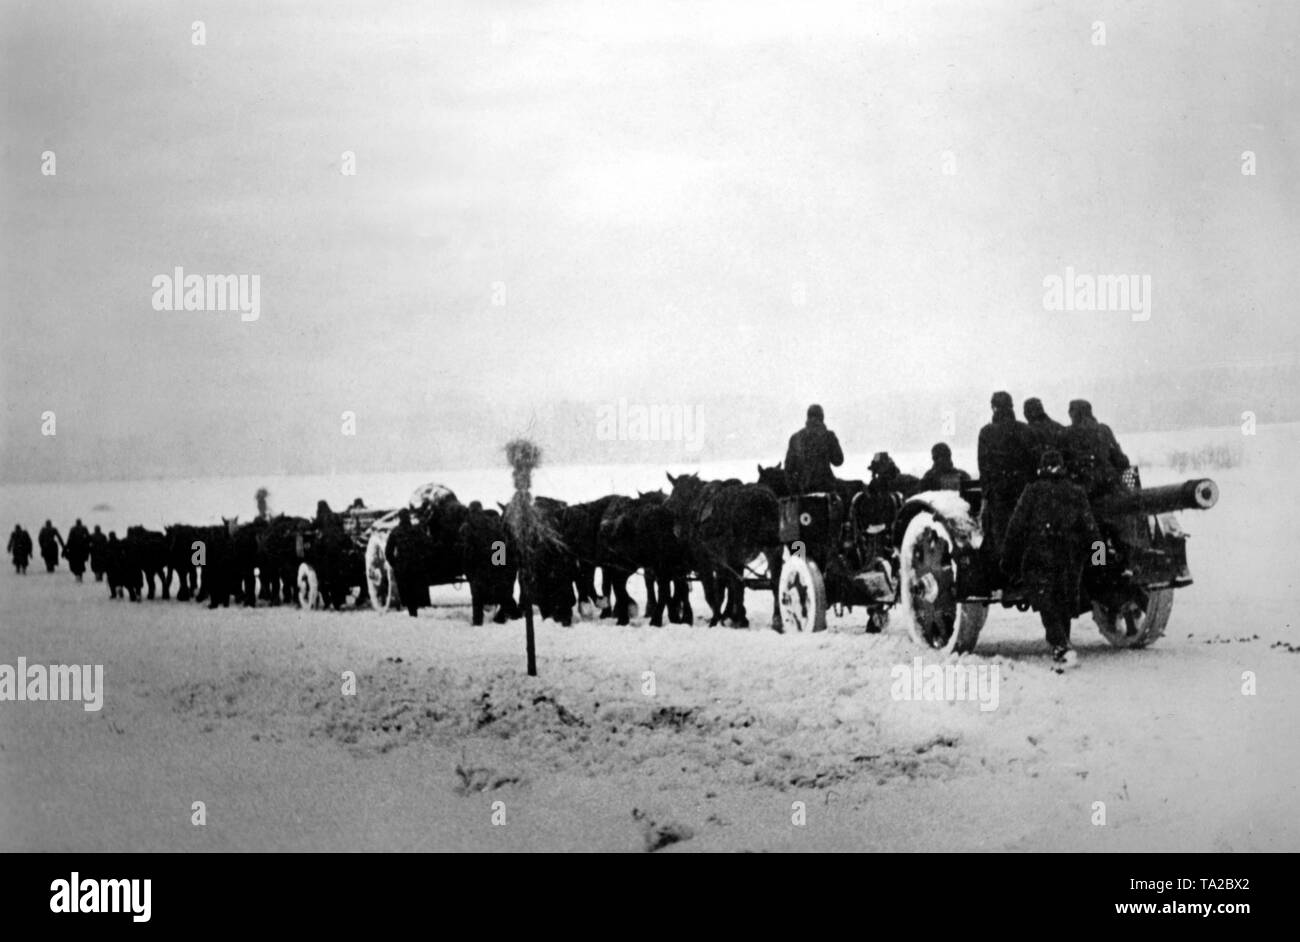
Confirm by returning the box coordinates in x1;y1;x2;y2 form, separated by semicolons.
784;404;845;494
8;525;32;574
977;391;1035;563
385;509;432;618
1001;448;1102;667
38;520;63;572
89;525;109;581
64;519;91;582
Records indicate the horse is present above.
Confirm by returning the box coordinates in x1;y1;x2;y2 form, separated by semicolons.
663;473;783;629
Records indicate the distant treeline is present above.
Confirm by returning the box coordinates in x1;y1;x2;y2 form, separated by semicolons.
3;359;1295;483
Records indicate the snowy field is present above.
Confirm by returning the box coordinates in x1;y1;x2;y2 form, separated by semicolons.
1;423;1298;852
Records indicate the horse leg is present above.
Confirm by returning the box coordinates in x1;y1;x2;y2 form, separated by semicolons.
643;570;660;626
652;571;672;627
728;569;748;628
470;581;485;626
612;569;633;625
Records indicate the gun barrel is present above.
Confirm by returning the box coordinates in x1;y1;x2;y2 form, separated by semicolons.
1096;478;1219;517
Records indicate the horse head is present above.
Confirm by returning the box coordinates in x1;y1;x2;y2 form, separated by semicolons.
756;462;789;496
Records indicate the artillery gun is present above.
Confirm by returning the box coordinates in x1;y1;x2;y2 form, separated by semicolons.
894;468;1219;654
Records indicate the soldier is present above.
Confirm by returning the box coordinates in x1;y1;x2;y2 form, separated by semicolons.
64;518;91;582
917;443;971;492
1063;399;1130;498
385;509;432;618
8;525;32;574
1023;397;1065;466
784;404;845;494
89;525;108;581
867;452;921;496
1001;449;1102;667
38;520;63;572
977;391;1035;564
106;531;123;598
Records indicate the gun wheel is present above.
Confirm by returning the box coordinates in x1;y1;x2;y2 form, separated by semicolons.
778;552;827;632
1093;588;1173;648
899;511;987;654
364;531;398;613
296;562;322;610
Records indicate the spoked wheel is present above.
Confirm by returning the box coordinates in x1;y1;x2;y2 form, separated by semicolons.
296;562;322;610
778;551;827;633
899;511;987;654
364;531;398;613
1093;588;1173;648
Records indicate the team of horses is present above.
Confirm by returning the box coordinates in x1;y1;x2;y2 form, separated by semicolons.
81;460;920;630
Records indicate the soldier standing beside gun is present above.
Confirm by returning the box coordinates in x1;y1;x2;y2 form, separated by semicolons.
1002;449;1102;668
1063;399;1130;498
1023;397;1065;467
784;404;844;494
977;391;1035;566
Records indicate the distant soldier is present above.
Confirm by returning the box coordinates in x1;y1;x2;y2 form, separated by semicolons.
385;509;432;618
89;525;109;581
867;452;921;497
1063;399;1130;498
64;518;91;582
8;525;32;574
784;404;845;494
917;443;972;492
1001;449;1102;667
1023;398;1065;466
977;391;1035;562
38;520;63;572
106;532;123;598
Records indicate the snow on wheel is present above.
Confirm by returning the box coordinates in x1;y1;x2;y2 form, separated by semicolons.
778;551;827;633
899;510;987;654
1093;588;1173;649
364;530;398;613
296;562;322;610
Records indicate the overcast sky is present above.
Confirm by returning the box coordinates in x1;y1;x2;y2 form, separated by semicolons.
2;0;1298;480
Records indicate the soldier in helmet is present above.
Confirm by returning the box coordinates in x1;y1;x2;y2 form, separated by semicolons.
1063;399;1130;498
918;443;971;492
977;391;1035;564
1001;448;1102;667
784;404;844;494
1023;397;1065;467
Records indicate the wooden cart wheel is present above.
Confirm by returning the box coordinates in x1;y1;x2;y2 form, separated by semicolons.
364;530;398;613
296;562;322;610
898;511;987;654
778;551;827;633
1093;588;1173;649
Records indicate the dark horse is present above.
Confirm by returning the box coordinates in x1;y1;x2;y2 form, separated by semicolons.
663;473;783;630
598;490;694;627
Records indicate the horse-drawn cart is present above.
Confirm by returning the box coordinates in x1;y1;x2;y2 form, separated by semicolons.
774;488;902;633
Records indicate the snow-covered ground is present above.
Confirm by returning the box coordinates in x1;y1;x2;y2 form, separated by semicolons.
1;423;1297;851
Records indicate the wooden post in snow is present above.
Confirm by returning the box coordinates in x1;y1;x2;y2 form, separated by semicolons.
504;438;544;677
